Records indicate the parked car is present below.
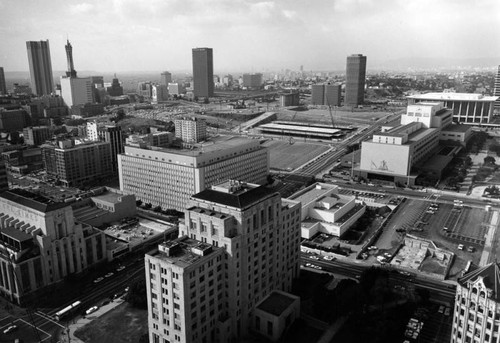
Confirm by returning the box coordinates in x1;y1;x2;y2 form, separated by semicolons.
85;306;99;315
3;325;17;334
444;307;451;316
467;246;475;253
93;277;104;284
438;305;445;314
458;244;464;250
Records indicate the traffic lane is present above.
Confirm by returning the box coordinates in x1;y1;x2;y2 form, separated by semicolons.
0;315;52;343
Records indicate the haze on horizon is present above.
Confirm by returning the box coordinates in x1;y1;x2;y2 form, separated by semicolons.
1;0;499;74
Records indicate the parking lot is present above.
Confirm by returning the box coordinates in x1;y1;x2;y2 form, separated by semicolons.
0;313;64;342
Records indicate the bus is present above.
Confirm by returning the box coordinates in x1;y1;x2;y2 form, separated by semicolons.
55;301;81;321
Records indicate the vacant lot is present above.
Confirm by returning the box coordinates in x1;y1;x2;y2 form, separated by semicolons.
263;140;330;171
74;303;147;343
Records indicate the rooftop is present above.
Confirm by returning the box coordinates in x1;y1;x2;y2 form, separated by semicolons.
153;236;221;269
256;291;298;316
441;124;472;133
459;262;500;302
407;92;498;102
0;188;68;213
289;183;338;206
193;184;278;210
383;122;421;137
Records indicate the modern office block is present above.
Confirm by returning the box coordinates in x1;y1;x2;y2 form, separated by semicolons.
242;73;263;89
23;126;51;146
311;84;325;105
345;54;367;106
0;67;6;95
192;48;214;98
42;139;113;187
118;137;269;211
324;84;341;107
60;76;93;108
26;40;54;96
87;123;124;173
451;262;500;343
161;71;172;87
146;181;301;343
0;189;106;304
174;118;207;143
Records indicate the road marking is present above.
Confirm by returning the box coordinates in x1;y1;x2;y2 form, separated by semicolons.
35;312;65;328
18;317;52;341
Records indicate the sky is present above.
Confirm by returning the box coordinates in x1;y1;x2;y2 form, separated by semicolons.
1;0;499;73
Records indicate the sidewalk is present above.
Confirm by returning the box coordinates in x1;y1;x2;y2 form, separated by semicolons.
59;298;125;343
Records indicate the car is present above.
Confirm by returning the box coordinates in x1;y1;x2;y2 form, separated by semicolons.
105;272;114;278
3;325;17;334
309;255;319;260
458;244;464;250
438;305;445;314
305;263;312;267
444;307;451;316
467;246;475;253
116;265;126;272
93;277;104;284
85;306;99;315
323;255;335;261
399;271;411;277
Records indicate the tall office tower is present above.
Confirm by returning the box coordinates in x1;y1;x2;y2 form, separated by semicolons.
0;188;106;304
23;126;51;146
494;65;500;111
192;48;214;98
118;136;269;211
145;181;301;343
137;82;153;98
65;40;77;78
152;84;168;104
311;84;325;105
450;262;500;343
0;67;6;94
174;117;207;143
161;71;172;86
42;139;112;187
87;122;124;173
345;54;367;106
26;40;54;96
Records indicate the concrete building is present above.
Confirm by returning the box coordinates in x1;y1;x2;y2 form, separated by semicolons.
407;92;498;124
311;84;341;106
192;48;214;98
493;65;500;112
107;75;124;97
345;54;367;106
168;83;185;96
125;132;174;149
152;84;168;103
289;183;366;238
161;71;172;87
26;40;54;96
279;91;300;107
87;123;124;173
71;103;104;117
0;189;106;304
242;73;263;89
118;136;269;211
357;102;453;185
174;118;207;143
0;161;8;192
137;82;153;98
60;76;93;108
42;139;113;187
451;262;500;343
146;181;301;343
0;67;6;95
0;108;28;131
23;126;51;146
2;148;43;175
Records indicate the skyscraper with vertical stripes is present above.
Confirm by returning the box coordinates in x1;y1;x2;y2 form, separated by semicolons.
26;40;54;96
493;65;500;112
345;54;367;107
192;48;214;98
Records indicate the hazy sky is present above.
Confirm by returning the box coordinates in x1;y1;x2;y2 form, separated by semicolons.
1;0;499;73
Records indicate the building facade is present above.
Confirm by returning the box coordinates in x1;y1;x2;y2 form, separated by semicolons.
26;40;54;96
107;75;124;97
42;140;113;187
174;118;207;143
407;92;498;124
0;67;6;95
492;65;500;112
242;73;263;89
23;126;51;146
60;77;93;108
0;189;106;304
451;263;500;343
146;181;301;343
192;48;214;98
118;137;269;210
161;71;172;87
87;122;124;173
279;91;300;107
345;54;367;106
311;84;341;106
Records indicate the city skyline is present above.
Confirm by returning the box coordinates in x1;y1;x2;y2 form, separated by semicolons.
1;0;499;73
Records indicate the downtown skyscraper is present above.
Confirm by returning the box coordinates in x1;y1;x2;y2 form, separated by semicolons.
192;48;214;98
494;65;500;111
26;40;54;96
345;54;367;107
0;67;6;95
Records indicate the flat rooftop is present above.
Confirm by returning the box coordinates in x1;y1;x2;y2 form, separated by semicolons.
383;122;421;137
256;291;297;316
152;237;222;269
92;190;125;204
288;183;337;206
408;128;438;142
0;188;68;213
441;124;471;133
407;92;498;102
259;122;341;135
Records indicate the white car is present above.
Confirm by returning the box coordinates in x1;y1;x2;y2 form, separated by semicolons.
323;256;335;261
93;277;104;283
3;325;17;334
458;244;464;250
86;306;99;315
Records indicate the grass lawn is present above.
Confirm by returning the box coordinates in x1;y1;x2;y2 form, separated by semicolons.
263;140;329;171
74;303;147;343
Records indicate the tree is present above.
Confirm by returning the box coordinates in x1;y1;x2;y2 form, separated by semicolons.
153;205;162;213
484;156;496;165
125;277;148;309
144;203;152;210
136;200;143;207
